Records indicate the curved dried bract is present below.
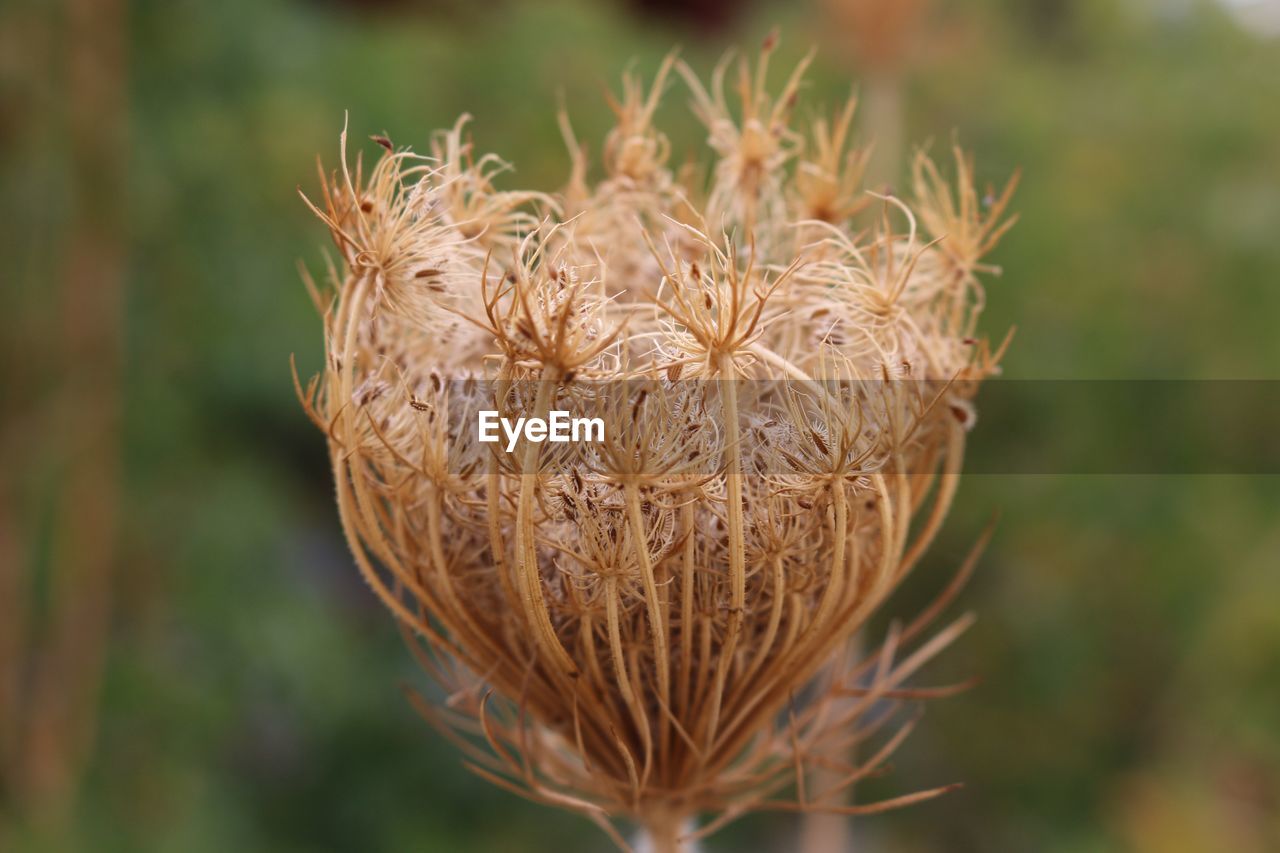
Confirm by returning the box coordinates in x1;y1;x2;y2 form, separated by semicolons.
298;34;1015;852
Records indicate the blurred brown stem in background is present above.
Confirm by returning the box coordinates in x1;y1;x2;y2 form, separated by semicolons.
0;0;126;837
819;0;928;188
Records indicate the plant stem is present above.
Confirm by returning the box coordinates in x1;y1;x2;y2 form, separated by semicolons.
703;353;745;749
513;369;579;679
640;813;693;853
625;482;671;761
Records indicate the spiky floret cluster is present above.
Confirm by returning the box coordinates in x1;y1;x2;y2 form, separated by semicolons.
298;38;1016;852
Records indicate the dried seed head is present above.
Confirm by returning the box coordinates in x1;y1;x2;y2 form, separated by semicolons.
299;36;1015;850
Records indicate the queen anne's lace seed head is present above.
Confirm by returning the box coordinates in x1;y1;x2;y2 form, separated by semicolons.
299;35;1015;851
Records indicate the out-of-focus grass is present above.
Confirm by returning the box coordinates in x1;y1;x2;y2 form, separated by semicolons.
2;0;1278;849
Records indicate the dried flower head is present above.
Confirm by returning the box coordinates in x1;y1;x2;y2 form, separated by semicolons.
298;34;1015;852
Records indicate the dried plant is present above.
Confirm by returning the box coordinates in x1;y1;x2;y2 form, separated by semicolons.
298;35;1015;852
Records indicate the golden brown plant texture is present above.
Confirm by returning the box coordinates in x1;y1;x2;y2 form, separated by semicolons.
298;39;1016;853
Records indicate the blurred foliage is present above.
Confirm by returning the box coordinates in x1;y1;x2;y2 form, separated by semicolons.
2;0;1278;850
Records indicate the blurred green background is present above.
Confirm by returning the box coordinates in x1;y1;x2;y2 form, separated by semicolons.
2;0;1278;850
